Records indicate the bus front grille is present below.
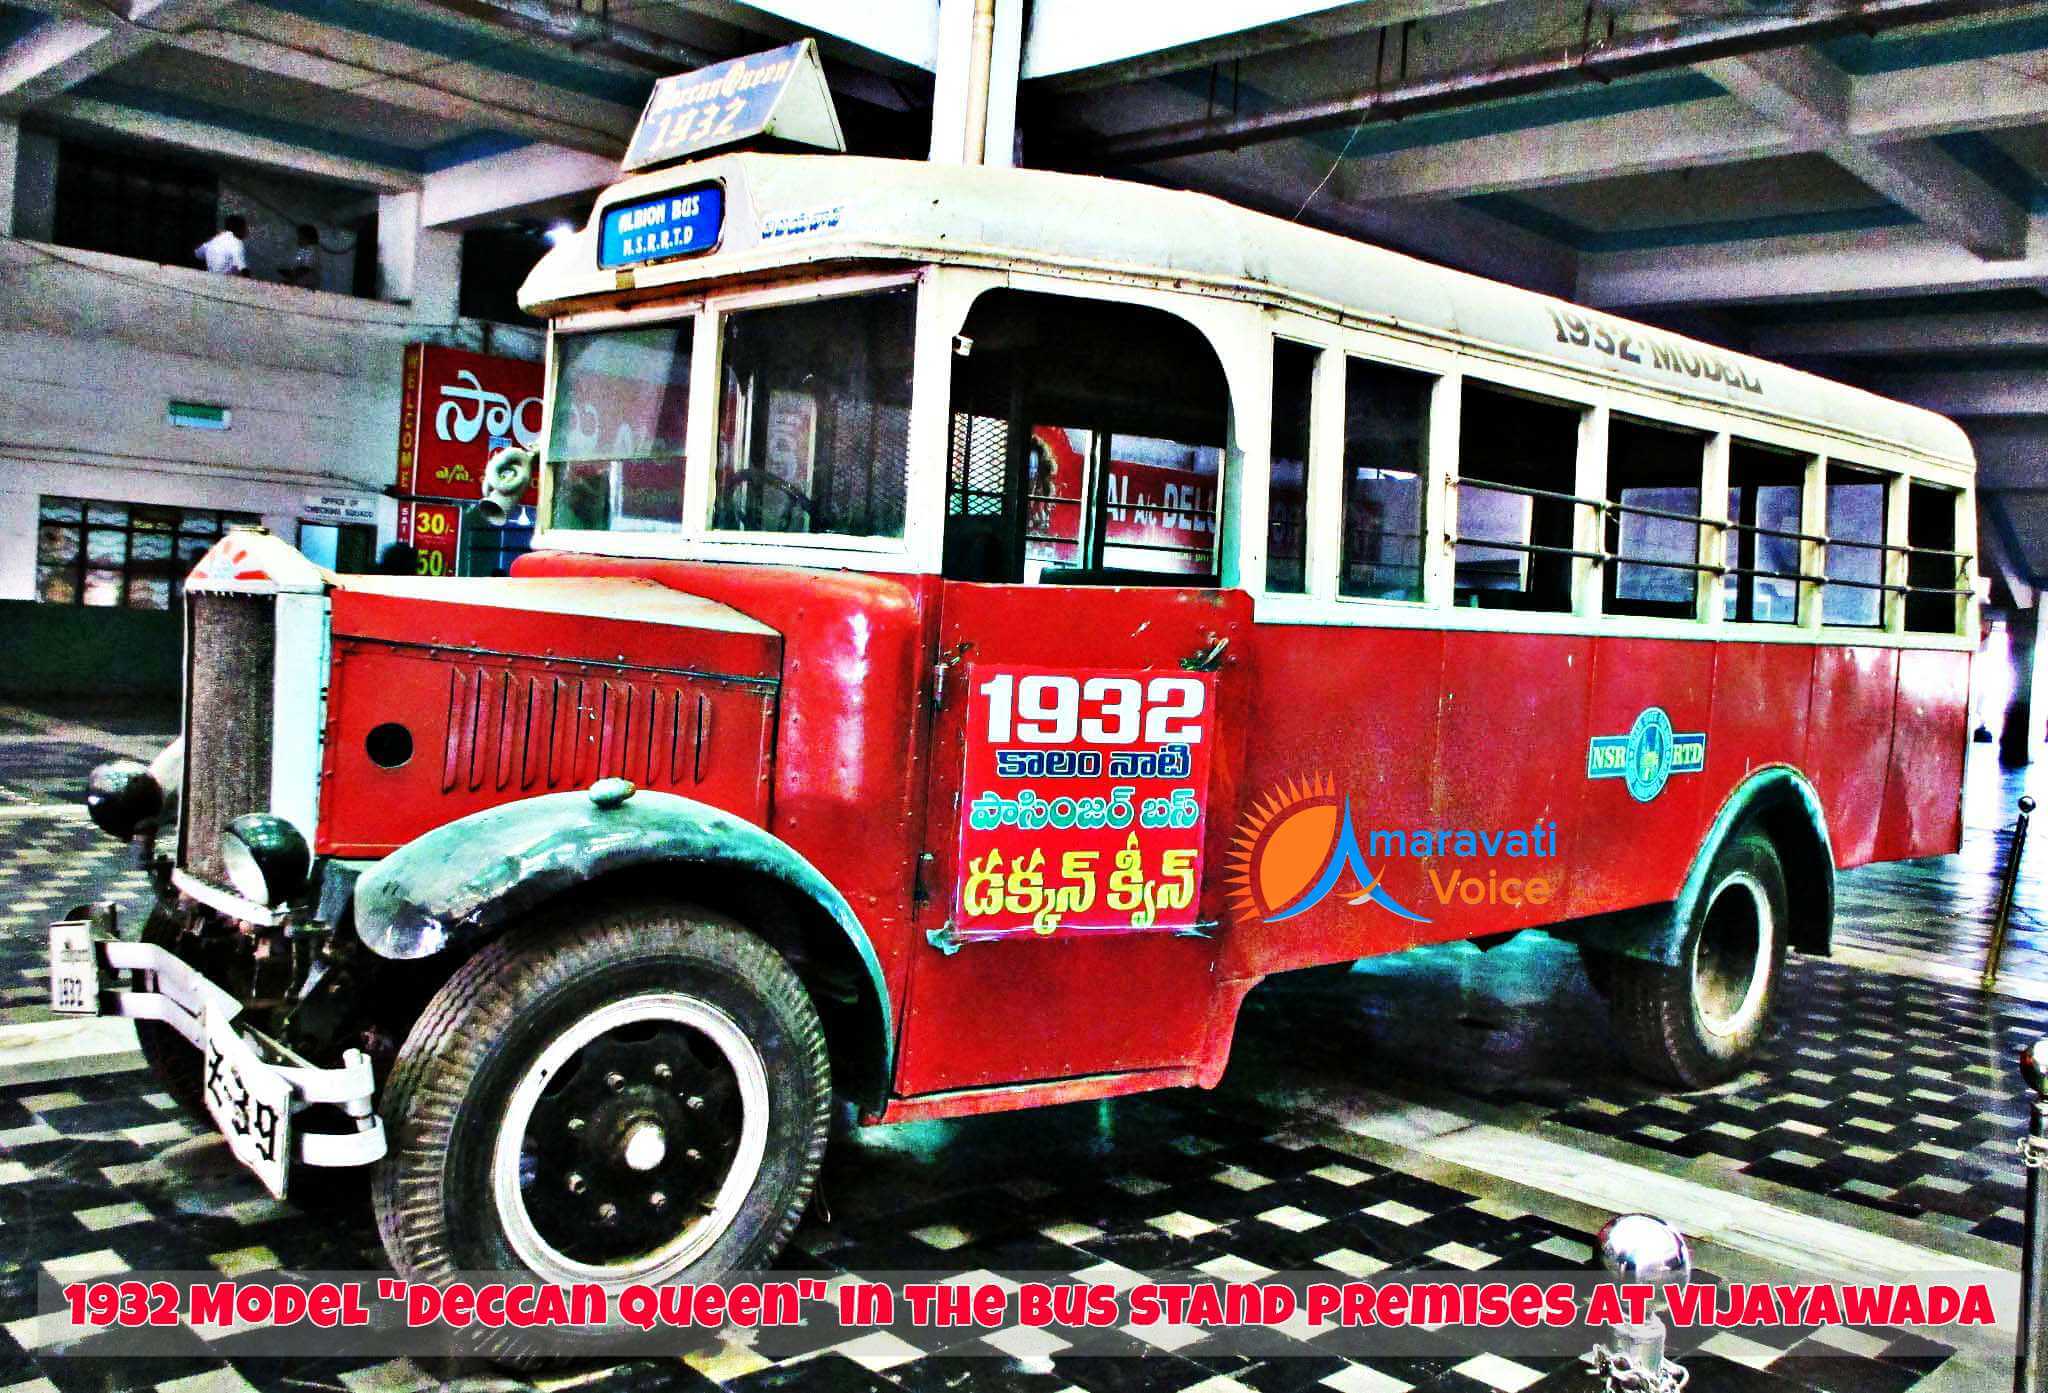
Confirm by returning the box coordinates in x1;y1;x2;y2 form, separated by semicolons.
181;591;276;885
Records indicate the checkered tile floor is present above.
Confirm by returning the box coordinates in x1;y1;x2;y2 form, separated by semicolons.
0;702;2000;1392
0;1068;1958;1393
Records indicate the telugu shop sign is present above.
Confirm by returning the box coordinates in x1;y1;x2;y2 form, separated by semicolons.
396;344;543;505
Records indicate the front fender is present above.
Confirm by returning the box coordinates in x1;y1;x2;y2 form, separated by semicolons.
351;785;893;1071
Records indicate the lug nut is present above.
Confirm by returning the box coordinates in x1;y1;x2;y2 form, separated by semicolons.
653;1062;673;1080
685;1148;702;1162
649;1191;667;1209
606;1071;626;1090
567;1117;585;1133
686;1094;705;1111
597;1202;619;1223
566;1172;587;1194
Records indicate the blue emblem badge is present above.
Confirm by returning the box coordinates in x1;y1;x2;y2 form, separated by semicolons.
1587;706;1706;803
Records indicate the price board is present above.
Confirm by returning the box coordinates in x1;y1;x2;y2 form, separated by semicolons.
398;501;461;577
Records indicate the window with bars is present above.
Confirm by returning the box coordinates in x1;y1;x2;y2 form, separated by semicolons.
1822;465;1889;628
1604;417;1706;619
35;497;258;610
52;138;220;268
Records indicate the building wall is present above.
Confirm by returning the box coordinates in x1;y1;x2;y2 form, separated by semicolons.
0;236;541;683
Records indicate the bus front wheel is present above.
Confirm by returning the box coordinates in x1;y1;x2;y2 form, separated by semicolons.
371;900;831;1358
1606;831;1787;1089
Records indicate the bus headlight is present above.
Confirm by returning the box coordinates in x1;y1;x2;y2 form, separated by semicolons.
85;759;162;842
221;815;311;906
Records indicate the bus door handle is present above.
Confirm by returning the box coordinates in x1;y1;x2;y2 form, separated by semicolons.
1181;636;1230;672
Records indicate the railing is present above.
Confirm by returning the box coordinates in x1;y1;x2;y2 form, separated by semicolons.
1445;474;1974;616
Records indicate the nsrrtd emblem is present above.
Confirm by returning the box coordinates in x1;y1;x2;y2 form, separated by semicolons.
1587;706;1706;803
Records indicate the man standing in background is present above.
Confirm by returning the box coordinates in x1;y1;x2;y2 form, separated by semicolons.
194;215;248;276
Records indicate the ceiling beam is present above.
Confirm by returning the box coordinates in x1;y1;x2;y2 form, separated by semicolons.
1024;0;1512;92
1331;49;2048;207
1842;367;2048;417
165;26;637;156
1751;310;2048;358
37;90;419;190
1062;0;2020;166
1702;46;2026;260
0;0;234;112
420;142;617;228
1579;217;2048;309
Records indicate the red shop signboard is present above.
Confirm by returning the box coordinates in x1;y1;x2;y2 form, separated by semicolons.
953;665;1217;943
397;344;545;504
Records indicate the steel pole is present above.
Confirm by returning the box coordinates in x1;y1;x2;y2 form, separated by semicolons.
2018;1041;2048;1393
1987;797;2037;990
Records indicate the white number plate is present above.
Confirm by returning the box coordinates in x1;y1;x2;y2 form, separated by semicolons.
201;1009;292;1199
48;919;100;1016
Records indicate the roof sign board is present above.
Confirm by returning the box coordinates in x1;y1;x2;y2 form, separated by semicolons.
622;39;844;174
600;183;724;269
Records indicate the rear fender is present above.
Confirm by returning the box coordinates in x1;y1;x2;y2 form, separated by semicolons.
352;786;893;1097
1568;765;1834;966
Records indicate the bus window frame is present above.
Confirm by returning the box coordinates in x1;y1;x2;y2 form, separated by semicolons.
529;259;1975;649
1242;316;1973;649
536;268;939;574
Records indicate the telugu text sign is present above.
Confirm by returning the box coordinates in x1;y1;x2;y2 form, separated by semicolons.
954;666;1217;943
397;344;544;504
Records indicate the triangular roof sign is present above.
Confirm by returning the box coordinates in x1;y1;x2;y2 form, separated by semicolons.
622;38;846;174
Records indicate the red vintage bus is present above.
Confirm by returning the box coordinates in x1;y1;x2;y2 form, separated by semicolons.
55;145;1975;1323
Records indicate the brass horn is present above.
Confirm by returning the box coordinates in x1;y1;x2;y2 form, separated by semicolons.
476;446;535;527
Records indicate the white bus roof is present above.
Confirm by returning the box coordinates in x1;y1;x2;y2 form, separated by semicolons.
524;152;1974;472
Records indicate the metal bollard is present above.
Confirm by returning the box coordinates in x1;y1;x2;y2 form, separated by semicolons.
2017;1040;2048;1393
1986;796;2037;991
1591;1214;1691;1392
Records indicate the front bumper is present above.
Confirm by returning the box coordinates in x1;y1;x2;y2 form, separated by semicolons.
48;906;385;1194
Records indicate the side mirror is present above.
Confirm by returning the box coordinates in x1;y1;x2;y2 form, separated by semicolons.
476;447;535;528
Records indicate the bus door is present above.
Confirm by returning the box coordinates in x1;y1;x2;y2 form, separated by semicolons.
894;288;1253;1099
900;584;1252;1098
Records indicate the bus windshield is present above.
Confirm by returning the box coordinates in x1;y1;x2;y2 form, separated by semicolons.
545;284;917;539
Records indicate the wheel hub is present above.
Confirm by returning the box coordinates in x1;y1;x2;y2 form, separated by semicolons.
620;1119;668;1172
492;993;768;1281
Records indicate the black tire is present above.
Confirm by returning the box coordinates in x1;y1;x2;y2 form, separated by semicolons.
133;906;208;1122
1578;945;1619;999
1607;831;1789;1089
372;900;830;1359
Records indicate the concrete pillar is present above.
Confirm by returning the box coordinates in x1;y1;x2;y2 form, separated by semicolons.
929;0;1022;166
0;117;17;238
2004;604;2040;767
377;190;462;324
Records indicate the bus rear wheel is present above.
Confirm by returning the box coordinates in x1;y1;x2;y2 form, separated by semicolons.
1606;831;1787;1089
371;900;831;1359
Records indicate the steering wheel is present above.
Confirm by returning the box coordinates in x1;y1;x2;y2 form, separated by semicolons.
718;468;815;532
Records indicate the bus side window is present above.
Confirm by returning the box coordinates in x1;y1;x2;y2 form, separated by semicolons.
1605;417;1705;620
1823;464;1889;627
1341;358;1431;603
1454;384;1579;612
1267;341;1315;594
1724;443;1809;624
1905;480;1963;634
